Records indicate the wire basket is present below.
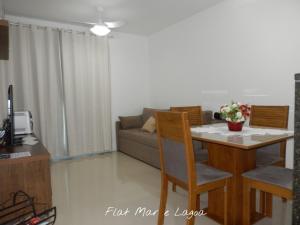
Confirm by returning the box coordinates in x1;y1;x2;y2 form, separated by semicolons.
0;191;56;225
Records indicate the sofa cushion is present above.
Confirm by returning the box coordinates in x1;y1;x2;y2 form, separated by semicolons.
142;108;169;124
142;116;156;133
119;128;158;148
119;115;143;129
202;111;213;125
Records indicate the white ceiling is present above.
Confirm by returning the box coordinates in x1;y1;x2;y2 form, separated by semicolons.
3;0;224;36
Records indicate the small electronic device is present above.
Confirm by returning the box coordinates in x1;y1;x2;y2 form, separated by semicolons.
14;111;33;135
2;85;15;146
214;112;222;120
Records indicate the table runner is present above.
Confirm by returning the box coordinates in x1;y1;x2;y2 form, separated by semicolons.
191;125;294;137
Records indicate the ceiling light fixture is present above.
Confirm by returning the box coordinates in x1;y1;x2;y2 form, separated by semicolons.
90;24;111;36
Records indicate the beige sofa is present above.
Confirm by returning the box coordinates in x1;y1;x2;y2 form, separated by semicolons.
116;108;218;169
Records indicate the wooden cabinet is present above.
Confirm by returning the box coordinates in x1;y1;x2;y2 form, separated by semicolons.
0;142;52;213
0;20;9;60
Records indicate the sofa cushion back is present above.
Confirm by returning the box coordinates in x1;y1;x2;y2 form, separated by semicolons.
142;108;169;124
202;111;213;125
119;115;143;129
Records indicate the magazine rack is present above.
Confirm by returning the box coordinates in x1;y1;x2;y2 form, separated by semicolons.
0;191;56;225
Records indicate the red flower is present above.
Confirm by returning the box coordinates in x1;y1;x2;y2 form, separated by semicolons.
239;104;251;118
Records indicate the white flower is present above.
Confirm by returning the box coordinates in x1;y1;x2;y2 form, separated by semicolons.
236;119;241;122
236;112;242;118
226;117;232;122
225;107;230;113
232;103;237;108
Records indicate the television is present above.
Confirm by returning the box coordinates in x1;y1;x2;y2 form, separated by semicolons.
1;85;24;147
2;85;15;146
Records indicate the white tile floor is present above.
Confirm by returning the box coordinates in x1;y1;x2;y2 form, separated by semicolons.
51;152;292;225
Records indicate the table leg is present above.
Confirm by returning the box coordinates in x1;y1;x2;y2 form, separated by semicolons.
206;143;256;225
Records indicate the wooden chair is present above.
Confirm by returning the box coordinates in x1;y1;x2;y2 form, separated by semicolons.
250;105;289;167
170;106;203;126
156;111;231;225
250;105;289;216
242;166;293;225
170;106;208;192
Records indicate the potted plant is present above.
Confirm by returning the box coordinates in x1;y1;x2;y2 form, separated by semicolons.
220;102;251;131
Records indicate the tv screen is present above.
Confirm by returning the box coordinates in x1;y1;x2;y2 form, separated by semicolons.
7;85;14;145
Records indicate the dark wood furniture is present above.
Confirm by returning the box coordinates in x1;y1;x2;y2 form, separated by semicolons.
0;20;9;60
0;141;52;213
242;166;293;225
191;126;293;225
156;112;231;225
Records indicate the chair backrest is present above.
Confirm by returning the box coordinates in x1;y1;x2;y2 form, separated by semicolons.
250;105;289;129
250;105;289;161
170;106;203;126
156;111;196;187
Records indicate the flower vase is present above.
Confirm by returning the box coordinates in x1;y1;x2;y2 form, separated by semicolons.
227;121;243;131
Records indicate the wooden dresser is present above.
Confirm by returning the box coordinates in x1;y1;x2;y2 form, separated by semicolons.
0;141;52;213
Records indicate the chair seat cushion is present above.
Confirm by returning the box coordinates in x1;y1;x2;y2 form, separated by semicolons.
256;143;283;167
196;163;232;186
242;166;293;190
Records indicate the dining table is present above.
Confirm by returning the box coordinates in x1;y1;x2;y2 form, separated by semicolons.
191;123;294;225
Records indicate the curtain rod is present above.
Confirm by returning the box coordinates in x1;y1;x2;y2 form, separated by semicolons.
8;21;114;38
8;21;89;35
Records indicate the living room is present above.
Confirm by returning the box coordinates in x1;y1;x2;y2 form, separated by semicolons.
0;0;299;225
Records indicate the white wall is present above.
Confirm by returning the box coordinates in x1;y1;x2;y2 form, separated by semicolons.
110;32;150;150
148;0;300;167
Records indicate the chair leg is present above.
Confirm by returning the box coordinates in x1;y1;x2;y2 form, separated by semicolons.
259;191;266;215
265;193;273;218
196;194;200;211
172;183;177;192
243;178;251;225
250;189;256;217
224;180;228;225
186;192;197;225
276;160;287;204
158;175;168;225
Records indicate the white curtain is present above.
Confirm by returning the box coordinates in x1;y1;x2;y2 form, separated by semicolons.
0;25;66;158
0;24;112;158
60;31;112;156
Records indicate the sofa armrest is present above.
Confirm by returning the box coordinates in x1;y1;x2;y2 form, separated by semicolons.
116;121;121;151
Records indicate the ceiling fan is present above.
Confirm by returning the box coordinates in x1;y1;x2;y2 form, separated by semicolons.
82;6;125;36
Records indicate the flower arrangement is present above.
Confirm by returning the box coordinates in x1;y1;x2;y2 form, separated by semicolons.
220;102;251;123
